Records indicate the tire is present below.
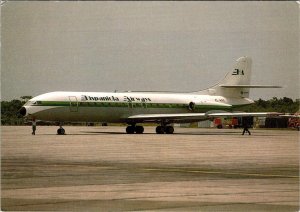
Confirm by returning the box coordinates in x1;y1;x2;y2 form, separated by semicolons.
165;126;174;134
126;126;135;134
156;126;165;134
57;128;65;135
135;126;144;134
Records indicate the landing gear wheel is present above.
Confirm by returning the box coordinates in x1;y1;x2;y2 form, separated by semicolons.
57;128;65;135
156;126;165;134
126;126;135;134
165;126;174;134
135;126;144;134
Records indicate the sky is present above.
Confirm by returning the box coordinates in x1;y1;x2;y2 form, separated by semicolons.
1;1;299;101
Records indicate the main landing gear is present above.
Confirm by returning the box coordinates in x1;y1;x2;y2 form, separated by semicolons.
125;124;174;134
155;125;174;134
57;123;65;135
126;125;144;134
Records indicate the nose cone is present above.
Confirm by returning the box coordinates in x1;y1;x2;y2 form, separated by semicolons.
20;107;27;116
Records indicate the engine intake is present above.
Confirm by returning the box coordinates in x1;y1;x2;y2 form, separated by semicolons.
19;107;26;116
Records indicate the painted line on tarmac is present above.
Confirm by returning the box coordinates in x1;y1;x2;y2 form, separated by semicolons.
142;168;299;178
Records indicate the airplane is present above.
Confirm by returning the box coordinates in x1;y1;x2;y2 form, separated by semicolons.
19;56;281;135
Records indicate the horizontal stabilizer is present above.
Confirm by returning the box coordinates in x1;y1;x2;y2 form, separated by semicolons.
219;84;282;88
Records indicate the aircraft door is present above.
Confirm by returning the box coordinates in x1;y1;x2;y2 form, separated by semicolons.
69;96;78;112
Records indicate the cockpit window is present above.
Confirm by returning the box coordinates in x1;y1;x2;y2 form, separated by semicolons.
24;101;37;106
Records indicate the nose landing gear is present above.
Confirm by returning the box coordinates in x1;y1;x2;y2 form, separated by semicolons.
57;128;65;135
57;123;65;135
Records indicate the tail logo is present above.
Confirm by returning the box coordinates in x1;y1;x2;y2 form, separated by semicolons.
232;69;244;75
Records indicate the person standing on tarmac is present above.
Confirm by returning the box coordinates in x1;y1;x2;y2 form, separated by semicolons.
242;117;252;135
32;118;37;135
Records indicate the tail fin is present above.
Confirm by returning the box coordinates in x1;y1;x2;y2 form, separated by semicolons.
219;56;252;89
196;56;252;98
196;56;281;98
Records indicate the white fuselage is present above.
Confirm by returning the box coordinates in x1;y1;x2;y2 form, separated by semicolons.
23;91;253;123
19;57;280;135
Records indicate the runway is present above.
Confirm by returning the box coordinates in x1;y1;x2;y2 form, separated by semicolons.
1;126;299;211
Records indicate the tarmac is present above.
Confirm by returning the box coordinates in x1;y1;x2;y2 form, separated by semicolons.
1;126;299;211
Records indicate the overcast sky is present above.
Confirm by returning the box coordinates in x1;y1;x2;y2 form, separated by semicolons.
1;1;299;100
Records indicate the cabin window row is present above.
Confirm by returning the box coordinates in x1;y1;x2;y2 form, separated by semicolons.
77;102;186;108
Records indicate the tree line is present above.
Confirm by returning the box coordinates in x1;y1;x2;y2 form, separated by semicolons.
1;96;33;125
238;97;299;113
1;96;299;126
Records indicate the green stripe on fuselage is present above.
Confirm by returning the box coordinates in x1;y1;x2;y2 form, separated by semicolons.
35;101;232;110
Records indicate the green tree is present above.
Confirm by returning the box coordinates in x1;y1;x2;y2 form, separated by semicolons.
1;97;29;125
239;97;299;113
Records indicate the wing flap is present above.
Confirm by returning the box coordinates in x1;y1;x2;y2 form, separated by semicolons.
207;112;282;117
219;84;282;88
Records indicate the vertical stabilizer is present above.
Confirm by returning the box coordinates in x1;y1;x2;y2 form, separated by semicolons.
197;56;252;98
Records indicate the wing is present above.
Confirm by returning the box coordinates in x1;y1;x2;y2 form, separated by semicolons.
126;113;208;123
125;112;282;123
